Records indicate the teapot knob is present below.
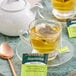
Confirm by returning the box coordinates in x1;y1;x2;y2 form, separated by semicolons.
0;0;25;11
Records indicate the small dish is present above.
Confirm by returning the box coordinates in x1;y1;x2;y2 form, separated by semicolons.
16;37;73;67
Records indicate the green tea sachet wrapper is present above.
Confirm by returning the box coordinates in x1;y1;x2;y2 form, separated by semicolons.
67;19;76;38
21;53;48;76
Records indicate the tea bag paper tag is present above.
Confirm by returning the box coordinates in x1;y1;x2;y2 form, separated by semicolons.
21;53;48;76
57;46;70;53
67;19;76;38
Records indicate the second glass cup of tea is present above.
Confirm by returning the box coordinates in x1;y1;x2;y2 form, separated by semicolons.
51;0;75;20
20;19;62;60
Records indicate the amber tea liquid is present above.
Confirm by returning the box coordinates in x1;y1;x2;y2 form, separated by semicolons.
29;24;61;53
51;0;75;20
52;0;74;11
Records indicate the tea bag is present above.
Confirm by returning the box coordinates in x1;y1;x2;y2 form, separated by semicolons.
35;24;57;37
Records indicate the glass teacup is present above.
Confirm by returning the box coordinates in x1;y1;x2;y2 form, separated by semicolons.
20;19;62;60
51;0;75;20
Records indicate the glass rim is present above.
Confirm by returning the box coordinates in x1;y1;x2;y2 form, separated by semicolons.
29;18;62;26
28;19;62;38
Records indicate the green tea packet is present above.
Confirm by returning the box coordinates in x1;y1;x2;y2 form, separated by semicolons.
21;53;48;76
67;19;76;38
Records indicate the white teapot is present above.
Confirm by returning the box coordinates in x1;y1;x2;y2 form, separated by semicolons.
0;0;42;36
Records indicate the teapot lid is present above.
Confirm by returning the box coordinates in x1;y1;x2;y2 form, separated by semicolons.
0;0;25;11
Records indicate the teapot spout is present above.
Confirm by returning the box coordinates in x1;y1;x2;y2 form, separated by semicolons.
33;3;43;8
26;0;43;9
